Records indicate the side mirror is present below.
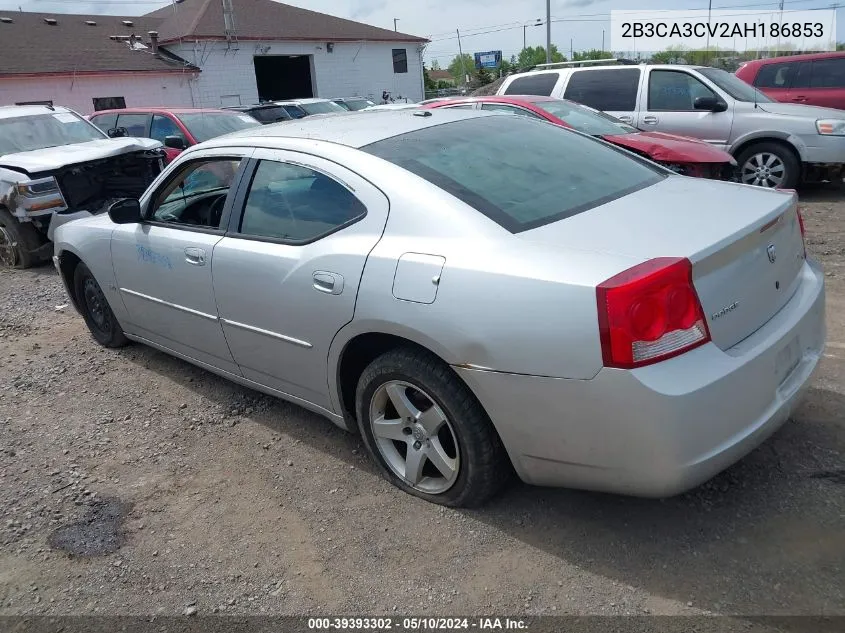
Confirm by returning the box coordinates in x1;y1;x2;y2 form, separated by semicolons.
694;96;728;112
107;127;128;138
164;135;188;150
108;198;142;225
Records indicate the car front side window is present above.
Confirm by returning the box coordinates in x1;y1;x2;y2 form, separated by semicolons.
149;158;242;229
239;160;367;243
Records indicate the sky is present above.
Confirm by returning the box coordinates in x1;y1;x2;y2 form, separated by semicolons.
0;0;842;67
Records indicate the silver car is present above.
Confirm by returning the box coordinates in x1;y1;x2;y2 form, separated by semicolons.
52;110;826;507
498;62;845;188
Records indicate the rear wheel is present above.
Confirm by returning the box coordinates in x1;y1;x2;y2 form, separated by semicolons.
0;208;44;269
355;347;510;507
736;142;800;189
73;263;128;348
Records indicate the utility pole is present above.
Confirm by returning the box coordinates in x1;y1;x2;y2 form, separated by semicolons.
602;29;605;52
456;29;468;88
394;18;399;32
524;24;528;51
545;0;552;63
570;38;573;60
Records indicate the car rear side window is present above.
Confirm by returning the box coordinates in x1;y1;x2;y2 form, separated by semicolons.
754;62;795;88
563;68;641;110
504;73;559;96
362;116;663;233
239;161;367;243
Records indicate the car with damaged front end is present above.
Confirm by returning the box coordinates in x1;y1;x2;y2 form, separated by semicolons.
0;105;164;268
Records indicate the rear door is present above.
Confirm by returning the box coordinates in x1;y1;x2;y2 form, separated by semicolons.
562;67;642;125
752;61;797;103
211;149;390;410
640;68;733;149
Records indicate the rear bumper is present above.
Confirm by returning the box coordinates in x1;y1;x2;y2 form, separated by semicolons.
456;259;826;497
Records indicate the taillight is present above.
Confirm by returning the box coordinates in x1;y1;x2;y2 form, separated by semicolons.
596;257;711;369
796;207;807;257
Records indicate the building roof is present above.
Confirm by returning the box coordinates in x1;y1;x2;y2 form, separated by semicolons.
146;0;428;44
429;70;454;81
0;12;197;77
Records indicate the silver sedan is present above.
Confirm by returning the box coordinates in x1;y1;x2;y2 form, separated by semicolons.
52;109;826;507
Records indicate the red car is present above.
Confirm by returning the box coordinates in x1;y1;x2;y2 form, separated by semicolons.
736;51;845;111
423;96;737;180
88;107;261;163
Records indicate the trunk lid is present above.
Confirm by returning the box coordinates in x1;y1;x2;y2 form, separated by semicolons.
520;176;805;350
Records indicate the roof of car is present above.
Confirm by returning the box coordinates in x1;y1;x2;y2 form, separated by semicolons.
199;109;495;150
738;51;845;68
90;107;238;116
274;98;333;105
0;104;74;119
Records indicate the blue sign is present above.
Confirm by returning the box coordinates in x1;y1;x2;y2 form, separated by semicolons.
474;51;502;69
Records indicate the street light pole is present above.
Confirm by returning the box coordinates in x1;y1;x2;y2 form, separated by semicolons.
545;0;552;63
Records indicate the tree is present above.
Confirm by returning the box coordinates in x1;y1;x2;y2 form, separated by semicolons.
571;49;614;62
423;65;436;91
447;53;475;83
516;45;565;69
476;65;492;86
431;59;442;70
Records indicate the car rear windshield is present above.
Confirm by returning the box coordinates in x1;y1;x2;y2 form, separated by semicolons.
0;112;105;155
176;112;261;142
300;101;347;115
341;99;376;111
698;67;772;102
362;116;664;233
535;100;638;135
248;107;291;123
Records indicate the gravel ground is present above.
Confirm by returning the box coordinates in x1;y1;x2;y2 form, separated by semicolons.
0;186;843;618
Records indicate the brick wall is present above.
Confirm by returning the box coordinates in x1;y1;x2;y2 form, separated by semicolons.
0;72;197;115
166;39;424;107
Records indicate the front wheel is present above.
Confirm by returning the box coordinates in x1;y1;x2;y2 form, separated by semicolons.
355;347;510;507
736;142;800;189
73;263;128;348
0;208;45;269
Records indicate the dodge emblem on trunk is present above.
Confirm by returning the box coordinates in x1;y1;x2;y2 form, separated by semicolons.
767;244;777;263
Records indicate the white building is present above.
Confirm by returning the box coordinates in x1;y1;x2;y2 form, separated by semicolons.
0;0;428;115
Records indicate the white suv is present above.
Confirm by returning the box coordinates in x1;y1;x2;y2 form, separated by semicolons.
498;61;845;189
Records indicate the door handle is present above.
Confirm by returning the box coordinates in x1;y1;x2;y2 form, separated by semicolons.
313;271;344;295
642;115;659;125
184;247;206;266
617;115;634;124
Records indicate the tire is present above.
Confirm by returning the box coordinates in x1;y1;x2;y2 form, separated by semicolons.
736;142;800;189
73;262;128;348
0;207;45;269
355;347;510;507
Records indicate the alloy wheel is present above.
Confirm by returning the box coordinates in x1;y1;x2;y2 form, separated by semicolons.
368;380;461;494
741;152;785;188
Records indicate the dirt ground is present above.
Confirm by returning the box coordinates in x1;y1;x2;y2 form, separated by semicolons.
0;186;843;619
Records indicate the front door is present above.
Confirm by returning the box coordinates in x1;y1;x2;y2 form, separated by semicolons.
640;68;734;149
111;152;250;373
211;149;390;411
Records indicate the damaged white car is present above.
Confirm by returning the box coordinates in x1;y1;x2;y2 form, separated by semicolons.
0;105;165;268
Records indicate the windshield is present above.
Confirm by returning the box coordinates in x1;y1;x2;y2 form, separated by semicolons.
363;116;664;233
0;111;105;155
698;67;772;103
177;112;261;142
300;101;347;115
248;107;291;124
535;100;638;136
342;99;375;111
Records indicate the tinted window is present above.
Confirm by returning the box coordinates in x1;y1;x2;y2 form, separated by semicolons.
248;106;291;123
150;115;183;143
240;161;366;242
810;58;845;88
0;112;105;155
393;49;408;73
176;112;260;142
480;103;543;119
504;73;559;96
89;113;117;133
362;116;663;233
755;62;795;88
535;100;637;135
564;68;641;111
151;159;241;229
648;70;715;110
92;96;126;111
282;105;307;119
341;99;375;111
793;62;813;89
116;113;150;137
299;101;347;115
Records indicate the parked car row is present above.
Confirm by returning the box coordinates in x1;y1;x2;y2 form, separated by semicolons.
50;107;825;508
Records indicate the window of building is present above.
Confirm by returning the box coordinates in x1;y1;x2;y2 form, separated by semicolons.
92;97;126;111
392;49;408;74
